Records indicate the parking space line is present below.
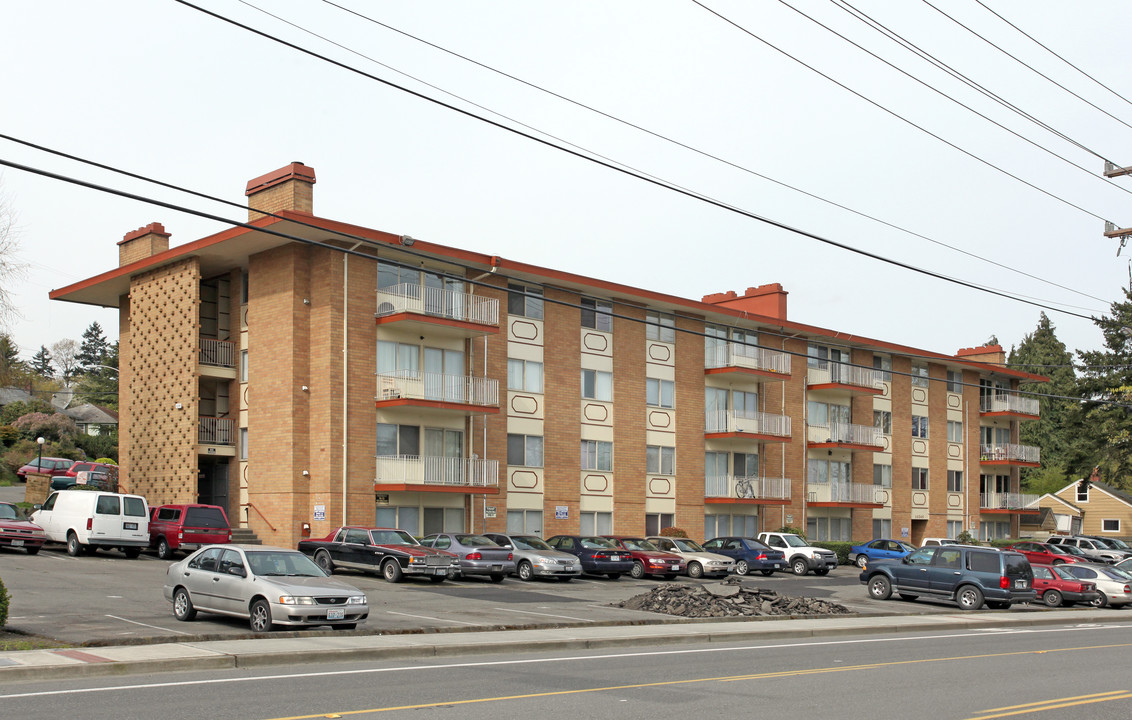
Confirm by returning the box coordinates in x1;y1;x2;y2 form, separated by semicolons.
495;608;592;622
105;615;192;636
386;611;480;626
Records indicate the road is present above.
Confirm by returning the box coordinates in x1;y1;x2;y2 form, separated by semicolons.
2;622;1131;719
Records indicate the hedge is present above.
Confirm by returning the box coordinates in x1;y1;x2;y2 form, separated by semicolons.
0;575;9;628
812;541;852;566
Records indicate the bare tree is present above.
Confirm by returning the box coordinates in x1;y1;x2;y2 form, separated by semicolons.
50;338;80;382
0;182;28;329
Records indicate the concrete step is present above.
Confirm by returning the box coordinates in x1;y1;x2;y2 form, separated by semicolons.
230;528;263;545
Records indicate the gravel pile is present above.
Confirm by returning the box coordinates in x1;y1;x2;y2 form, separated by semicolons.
613;577;852;618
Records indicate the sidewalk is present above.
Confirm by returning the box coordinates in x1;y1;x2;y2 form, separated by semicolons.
1;609;1122;682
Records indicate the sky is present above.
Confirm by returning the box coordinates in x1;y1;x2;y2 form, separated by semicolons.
2;0;1130;366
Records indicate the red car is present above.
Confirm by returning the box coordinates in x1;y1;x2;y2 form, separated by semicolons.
149;504;232;559
602;536;686;579
298;526;461;583
0;501;46;554
1005;541;1083;566
15;456;72;482
1032;563;1101;607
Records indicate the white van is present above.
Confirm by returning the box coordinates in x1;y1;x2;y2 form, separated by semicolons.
32;490;150;557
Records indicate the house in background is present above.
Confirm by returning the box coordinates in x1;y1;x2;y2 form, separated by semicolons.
1049;478;1132;538
63;404;119;436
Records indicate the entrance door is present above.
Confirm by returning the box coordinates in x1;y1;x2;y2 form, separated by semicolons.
198;461;230;511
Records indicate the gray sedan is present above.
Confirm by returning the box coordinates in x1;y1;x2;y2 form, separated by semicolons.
485;533;583;581
421;533;516;582
163;544;368;632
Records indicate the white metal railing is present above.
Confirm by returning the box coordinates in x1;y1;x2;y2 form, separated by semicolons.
807;421;883;447
199;338;236;368
705;409;791;437
806;362;883;390
377;370;499;406
980;491;1040;510
824;482;884;504
376;283;499;326
705;343;791;375
979;444;1041;463
705;475;791;500
199;416;235;446
375;455;500;487
980;394;1040;416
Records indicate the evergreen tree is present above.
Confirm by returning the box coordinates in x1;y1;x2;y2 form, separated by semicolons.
1075;288;1132;492
0;332;23;384
77;321;110;373
74;341;118;412
29;345;53;378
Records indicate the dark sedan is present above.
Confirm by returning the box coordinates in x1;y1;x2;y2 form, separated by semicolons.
297;526;460;583
546;535;635;579
701;536;786;576
602;536;686;579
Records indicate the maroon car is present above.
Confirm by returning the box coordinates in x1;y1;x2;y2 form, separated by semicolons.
1005;541;1083;566
298;526;461;583
602;536;686;579
1032;563;1100;607
149;504;232;559
15;456;71;482
0;501;46;554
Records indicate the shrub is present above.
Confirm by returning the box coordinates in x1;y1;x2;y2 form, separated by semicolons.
774;526;806;539
74;434;117;463
0;400;54;426
0;425;19;446
0;575;9;628
12;413;78;443
94;457;118;466
956;530;980;545
659;527;689;538
813;541;852;565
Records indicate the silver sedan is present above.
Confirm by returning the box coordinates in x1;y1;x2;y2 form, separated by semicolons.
485;533;582;581
421;533;516;582
163;544;368;632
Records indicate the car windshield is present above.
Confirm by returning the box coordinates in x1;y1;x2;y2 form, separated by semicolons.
512;536;553;551
1106;538;1130;549
672;538;704;552
246;550;326;577
455;534;498;547
0;504;18;520
581;537;617;549
1090;538;1119;549
620;538;659;551
783;535;809;547
371;530;418;545
897;542;915;552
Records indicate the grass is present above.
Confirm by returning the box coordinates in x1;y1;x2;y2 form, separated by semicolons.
0;629;70;651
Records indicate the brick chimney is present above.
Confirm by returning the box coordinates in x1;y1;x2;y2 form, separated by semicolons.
956;344;1006;365
702;283;788;320
118;223;171;267
245;162;316;222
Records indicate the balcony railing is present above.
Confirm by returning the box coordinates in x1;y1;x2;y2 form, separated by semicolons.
807;422;883;447
376;455;500;487
806;362;883;390
980;394;1040;416
980;444;1041;464
705;343;791;375
705;475;791;500
199;416;235;446
705;409;791;438
377;371;499;407
377;283;499;326
806;482;884;504
980;491;1040;510
199;338;236;368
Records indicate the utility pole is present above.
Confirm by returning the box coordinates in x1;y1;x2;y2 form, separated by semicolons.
1103;162;1132;255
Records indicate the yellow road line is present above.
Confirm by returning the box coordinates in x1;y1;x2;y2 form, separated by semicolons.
969;691;1132;719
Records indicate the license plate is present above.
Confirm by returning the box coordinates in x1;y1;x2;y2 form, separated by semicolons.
327;608;344;620
671;564;681;570
610;555;621;561
774;564;782;569
434;568;448;575
1015;580;1027;589
123;522;138;530
11;539;23;547
492;564;502;572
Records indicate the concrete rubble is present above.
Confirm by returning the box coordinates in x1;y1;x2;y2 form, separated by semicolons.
613;577;852;618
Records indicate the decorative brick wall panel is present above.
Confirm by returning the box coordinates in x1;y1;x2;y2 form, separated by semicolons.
542;287;581;537
927;361;948;533
889;354;913;536
673;313;706;540
612;303;646;535
476;277;509;534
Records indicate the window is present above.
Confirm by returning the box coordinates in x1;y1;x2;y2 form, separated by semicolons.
808;459;851;485
95;495;120;515
980;521;1010;541
872;518;891;538
507;435;544;467
734;452;759;477
581;440;613;471
241;271;249;304
375;506;424;534
507;283;543;319
873;355;892;381
912;468;929;490
508;359;543;392
507;509;542;535
580;511;613;535
947;520;962;538
911;363;929;387
646;378;675;408
581;298;612;332
240;349;248;383
645;513;675;536
873;464;892;488
808;401;849;427
704;513;757;540
422;507;464;535
377;341;419;376
581;369;613;401
947;370;962;393
239;428;248;460
947;421;963;443
1103;519;1121;533
912;415;929;438
947;470;963;492
646;446;675;475
807;516;851;542
377;423;420;456
1077;482;1090;502
646;311;675;343
874;410;892;434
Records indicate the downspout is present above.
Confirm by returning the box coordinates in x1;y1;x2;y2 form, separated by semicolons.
343;242;363;526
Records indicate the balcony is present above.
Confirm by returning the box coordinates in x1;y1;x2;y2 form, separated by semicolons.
808;482;885;507
376;371;499;415
376;283;499;337
705;409;791;442
199;338;237;379
979;443;1041;468
806;362;884;394
198;416;235;447
979;491;1040;513
807;422;884;451
705;343;791;380
980;394;1040;420
704;475;791;504
374;455;500;494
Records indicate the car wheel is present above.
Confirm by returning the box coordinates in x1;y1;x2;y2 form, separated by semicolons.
630;561;646;579
867;575;892;600
814;568;830;576
1052;559;1064;565
735;560;750;576
173;587;197;621
122;547;140;559
26;545;40;556
66;532;83;557
382;559;404;583
898;594;919;601
1041;589;1063;607
428;575;447;583
791;558;809;576
489;573;505;584
314;550;334;574
249;599;274;632
518;561;534;581
956;585;985;611
760;569;774;577
331;623;357;631
855;554;869;568
157;537;174;560
687;562;704;579
607;573;621;580
1090;591;1109;608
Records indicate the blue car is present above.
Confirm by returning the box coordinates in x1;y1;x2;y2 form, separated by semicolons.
545;535;635;579
700;537;786;576
850;538;915;568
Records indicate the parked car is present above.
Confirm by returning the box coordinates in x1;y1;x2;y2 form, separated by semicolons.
920;537;961;547
50;469;115;492
1031;564;1100;607
62;460;116;479
1116;557;1132;575
602;536;686;579
1004;541;1083;566
1059;563;1132;608
757;532;837;575
860;545;1035;610
545;535;635;579
420;533;515;582
1078;536;1132;560
149;504;231;559
701;536;787;576
0;501;45;554
484;533;583;581
1046;536;1124;564
163;544;368;631
16;456;71;482
30;490;149;557
299;526;459;583
850;538;915;568
645;535;735;578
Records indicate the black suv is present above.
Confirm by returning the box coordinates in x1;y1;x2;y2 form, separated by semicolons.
859;545;1035;610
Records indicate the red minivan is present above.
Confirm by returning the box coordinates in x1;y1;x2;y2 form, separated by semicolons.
149;504;232;559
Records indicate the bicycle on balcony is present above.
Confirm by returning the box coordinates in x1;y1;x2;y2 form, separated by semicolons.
736;477;755;499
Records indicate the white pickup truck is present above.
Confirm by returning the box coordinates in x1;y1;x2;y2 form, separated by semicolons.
756;532;838;576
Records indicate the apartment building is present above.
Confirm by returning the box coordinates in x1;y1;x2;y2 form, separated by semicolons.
50;162;1047;547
